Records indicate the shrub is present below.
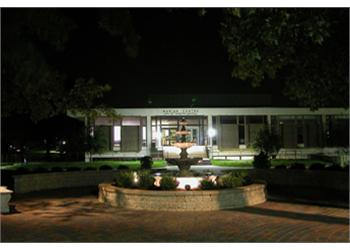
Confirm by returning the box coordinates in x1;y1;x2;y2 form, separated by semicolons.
84;167;95;171
289;163;306;170
159;175;178;190
66;167;81;172
219;171;246;188
140;156;153;170
309;163;325;171
137;170;155;189
99;165;113;170
252;127;281;158
253;152;271;169
15;167;29;174
200;179;217;190
326;164;343;171
115;170;134;188
33;167;50;173
118;165;129;171
274;164;287;170
51;167;63;172
86;126;110;155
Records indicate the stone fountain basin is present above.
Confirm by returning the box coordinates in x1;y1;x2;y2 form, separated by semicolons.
98;183;266;211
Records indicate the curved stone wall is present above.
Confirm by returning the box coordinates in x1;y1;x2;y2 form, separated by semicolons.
13;170;116;193
98;183;266;211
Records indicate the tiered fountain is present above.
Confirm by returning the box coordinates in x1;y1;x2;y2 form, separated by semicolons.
167;117;199;176
98;118;267;209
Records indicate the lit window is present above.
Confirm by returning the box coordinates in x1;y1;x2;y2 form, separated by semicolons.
142;126;146;141
114;126;121;142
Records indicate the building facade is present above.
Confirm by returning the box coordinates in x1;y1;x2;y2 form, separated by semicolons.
70;107;349;162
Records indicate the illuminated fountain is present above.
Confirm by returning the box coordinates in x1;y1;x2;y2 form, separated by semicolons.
167;117;200;177
99;120;267;204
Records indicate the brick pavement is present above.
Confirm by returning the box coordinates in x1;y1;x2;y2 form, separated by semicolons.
1;188;349;242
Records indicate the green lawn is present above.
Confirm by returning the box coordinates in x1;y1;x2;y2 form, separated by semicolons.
211;159;332;168
1;158;332;171
0;160;167;171
210;160;253;167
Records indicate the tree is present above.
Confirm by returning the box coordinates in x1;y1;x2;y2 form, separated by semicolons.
66;78;121;161
2;9;139;122
252;126;281;169
220;8;349;109
252;126;281;158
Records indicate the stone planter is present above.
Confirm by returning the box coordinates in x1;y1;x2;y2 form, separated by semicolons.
98;183;266;211
1;186;13;213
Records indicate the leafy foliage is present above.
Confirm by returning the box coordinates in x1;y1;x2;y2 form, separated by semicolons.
137;170;155;189
140;156;153;170
309;163;325;171
2;9;138;122
2;9;75;121
86;126;110;154
220;8;349;109
98;9;140;58
252;127;281;157
115;170;134;188
159;175;178;190
253;152;271;169
200;179;217;190
289;163;306;170
218;171;246;188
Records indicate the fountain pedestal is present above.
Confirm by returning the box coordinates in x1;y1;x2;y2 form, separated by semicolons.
166;118;200;175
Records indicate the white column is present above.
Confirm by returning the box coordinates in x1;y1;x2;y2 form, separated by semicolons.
321;114;327;147
267;115;272;131
207;115;213;159
84;116;90;162
146;115;152;155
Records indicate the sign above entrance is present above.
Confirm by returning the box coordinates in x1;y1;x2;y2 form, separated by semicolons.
162;109;199;115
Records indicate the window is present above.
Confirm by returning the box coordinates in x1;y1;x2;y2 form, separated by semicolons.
113;126;121;150
247;116;265;124
142;126;146;146
114;126;121;142
220;116;236;124
122;117;140;126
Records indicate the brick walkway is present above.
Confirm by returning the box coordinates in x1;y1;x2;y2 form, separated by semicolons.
1;188;349;242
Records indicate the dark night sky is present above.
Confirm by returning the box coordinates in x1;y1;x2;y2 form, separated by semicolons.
52;8;282;107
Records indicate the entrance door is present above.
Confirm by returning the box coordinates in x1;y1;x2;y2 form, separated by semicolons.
121;126;141;152
220;124;238;149
161;128;177;146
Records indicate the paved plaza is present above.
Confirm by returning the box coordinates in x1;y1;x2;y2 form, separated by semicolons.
1;188;349;242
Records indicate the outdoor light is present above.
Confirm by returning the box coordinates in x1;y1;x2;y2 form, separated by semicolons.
208;128;216;138
62;140;66;145
133;172;139;183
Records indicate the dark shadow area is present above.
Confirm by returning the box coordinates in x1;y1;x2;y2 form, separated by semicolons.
234;206;349;225
12;186;99;200
266;185;349;208
1;170;15;190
